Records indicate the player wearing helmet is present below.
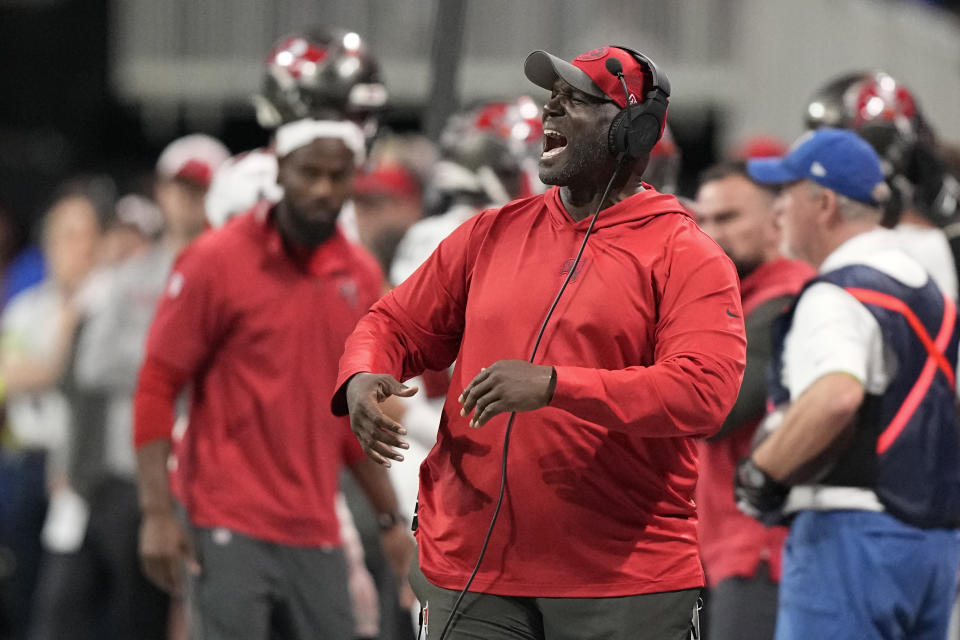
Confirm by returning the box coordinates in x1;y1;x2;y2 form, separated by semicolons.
206;26;387;236
392;96;543;286
253;26;387;135
805;71;960;301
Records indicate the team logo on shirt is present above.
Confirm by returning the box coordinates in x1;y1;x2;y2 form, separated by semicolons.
167;271;184;298
560;258;591;282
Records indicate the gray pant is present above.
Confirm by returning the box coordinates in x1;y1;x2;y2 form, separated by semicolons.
409;556;699;640
186;525;353;640
705;569;778;640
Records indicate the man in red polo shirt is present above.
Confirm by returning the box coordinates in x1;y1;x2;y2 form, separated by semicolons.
692;160;813;640
133;118;411;640
333;46;746;639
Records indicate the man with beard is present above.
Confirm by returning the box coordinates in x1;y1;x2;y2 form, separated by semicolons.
133;120;412;640
332;46;746;639
692;161;813;640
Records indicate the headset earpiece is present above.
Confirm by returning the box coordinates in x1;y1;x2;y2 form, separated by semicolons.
606;47;671;160
607;109;630;160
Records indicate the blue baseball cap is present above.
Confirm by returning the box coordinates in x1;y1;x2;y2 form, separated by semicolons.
747;128;889;206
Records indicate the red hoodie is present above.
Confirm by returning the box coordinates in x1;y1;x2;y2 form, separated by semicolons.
333;186;746;597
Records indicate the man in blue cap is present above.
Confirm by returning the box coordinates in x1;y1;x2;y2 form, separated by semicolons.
735;127;960;639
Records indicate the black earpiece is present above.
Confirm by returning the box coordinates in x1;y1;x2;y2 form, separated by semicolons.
605;46;671;160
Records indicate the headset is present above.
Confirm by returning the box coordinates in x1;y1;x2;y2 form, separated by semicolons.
606;45;672;161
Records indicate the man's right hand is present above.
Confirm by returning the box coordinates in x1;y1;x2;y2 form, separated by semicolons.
139;510;199;595
345;373;418;466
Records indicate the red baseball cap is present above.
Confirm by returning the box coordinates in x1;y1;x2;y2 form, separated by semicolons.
353;166;421;200
732;134;790;160
524;46;653;109
156;134;231;189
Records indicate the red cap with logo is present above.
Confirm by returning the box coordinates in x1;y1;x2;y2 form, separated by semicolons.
524;46;656;109
156;134;231;189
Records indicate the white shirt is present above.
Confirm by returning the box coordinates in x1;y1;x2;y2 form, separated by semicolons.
895;222;958;302
389;204;478;286
1;282;71;454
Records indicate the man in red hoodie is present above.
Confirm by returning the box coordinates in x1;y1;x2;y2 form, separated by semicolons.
692;161;814;640
332;46;746;640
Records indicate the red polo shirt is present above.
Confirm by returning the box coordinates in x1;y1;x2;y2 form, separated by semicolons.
134;204;380;546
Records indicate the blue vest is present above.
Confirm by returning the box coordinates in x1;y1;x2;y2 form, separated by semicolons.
769;264;960;528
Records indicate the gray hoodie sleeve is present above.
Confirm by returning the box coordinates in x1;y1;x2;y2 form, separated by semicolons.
74;251;169;394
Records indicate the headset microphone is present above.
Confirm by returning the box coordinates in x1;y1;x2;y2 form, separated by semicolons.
605;57;632;166
605;57;631;104
603;59;633;177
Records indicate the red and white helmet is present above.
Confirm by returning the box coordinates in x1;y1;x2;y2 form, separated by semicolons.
426;96;544;214
466;96;544;162
253;26;387;137
804;71;959;225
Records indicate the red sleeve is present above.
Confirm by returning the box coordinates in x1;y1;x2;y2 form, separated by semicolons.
331;212;489;415
134;240;228;446
551;225;747;438
145;242;228;374
133;355;193;448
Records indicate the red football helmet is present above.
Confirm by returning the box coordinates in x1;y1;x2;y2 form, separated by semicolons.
426;97;545;214
254;26;387;135
467;96;544;161
804;71;958;225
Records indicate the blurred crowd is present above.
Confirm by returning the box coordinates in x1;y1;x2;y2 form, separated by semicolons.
0;22;959;640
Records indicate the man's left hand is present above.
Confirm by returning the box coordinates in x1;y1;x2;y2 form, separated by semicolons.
459;360;556;428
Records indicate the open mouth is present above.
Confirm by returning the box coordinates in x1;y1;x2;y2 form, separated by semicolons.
541;129;568;160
